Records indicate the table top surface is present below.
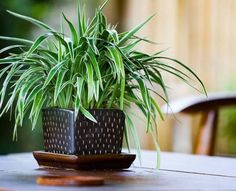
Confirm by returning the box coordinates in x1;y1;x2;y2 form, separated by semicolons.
1;151;236;191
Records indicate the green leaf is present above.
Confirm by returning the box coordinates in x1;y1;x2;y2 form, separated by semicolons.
0;58;20;64
120;78;125;110
153;60;192;81
87;48;103;89
74;77;84;118
74;95;81;121
147;68;168;98
124;119;131;153
157;57;207;95
125;113;142;163
135;76;151;111
63;13;79;46
0;45;26;54
24;84;42;108
0;36;33;45
54;69;68;104
77;3;86;37
0;79;22;117
150;130;161;169
146;112;151;132
42;60;66;89
120;39;141;52
52;31;70;48
107;29;119;43
7;10;55;31
32;93;46;130
124;94;144;106
0;64;13;81
99;0;109;10
85;62;94;103
13;115;20;141
80;106;97;123
39;49;58;63
118;14;155;46
17;84;27;125
106;46;124;81
29;90;46;129
151;97;164;120
76;77;84;99
26;33;53;57
16;76;42;125
108;82;119;108
0;63;22;108
94;80;99;102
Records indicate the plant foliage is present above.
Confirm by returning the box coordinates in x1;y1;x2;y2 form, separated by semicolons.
0;1;206;151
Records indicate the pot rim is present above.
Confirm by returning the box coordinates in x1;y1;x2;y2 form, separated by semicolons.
42;107;124;113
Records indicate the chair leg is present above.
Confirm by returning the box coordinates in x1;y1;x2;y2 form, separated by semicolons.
195;110;218;155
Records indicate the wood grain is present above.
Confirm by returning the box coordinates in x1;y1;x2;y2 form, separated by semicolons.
1;151;236;190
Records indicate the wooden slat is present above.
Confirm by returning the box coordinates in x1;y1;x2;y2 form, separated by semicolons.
195;110;218;155
134;150;236;177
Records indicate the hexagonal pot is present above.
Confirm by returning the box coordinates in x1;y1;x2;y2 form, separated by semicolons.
42;108;125;155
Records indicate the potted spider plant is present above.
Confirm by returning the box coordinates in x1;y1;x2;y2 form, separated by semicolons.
0;1;206;156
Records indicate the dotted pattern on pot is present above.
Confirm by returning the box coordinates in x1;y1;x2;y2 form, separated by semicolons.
42;108;125;155
75;109;125;155
42;109;75;155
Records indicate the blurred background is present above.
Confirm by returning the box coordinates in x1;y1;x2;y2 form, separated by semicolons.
0;0;236;155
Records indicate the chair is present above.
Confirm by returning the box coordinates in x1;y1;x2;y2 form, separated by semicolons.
162;92;236;155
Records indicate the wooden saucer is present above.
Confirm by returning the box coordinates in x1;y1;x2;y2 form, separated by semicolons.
33;151;136;170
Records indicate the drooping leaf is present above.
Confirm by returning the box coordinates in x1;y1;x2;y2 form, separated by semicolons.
157;56;207;95
80;106;97;123
0;36;33;45
125;113;142;163
0;45;27;54
42;60;66;89
7;10;55;31
0;63;22;108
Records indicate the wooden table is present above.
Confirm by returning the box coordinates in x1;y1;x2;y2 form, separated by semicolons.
1;151;236;190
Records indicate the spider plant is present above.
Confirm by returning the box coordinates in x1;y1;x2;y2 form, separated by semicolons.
0;0;206;153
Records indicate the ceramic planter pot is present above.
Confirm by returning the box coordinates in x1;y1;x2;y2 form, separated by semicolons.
42;108;125;155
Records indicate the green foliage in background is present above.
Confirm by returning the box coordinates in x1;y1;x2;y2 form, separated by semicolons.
0;0;54;154
0;0;206;155
0;0;53;50
218;81;236;156
219;107;236;155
